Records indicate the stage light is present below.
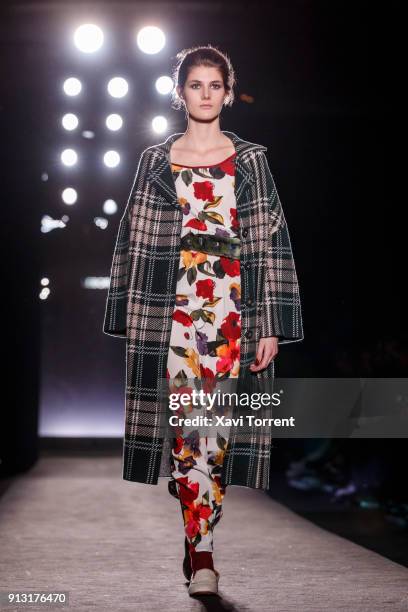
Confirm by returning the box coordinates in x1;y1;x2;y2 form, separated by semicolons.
136;26;165;54
103;150;120;168
39;288;51;300
103;199;118;214
94;217;109;229
155;76;174;95
63;77;82;96
82;130;95;139
73;24;104;53
61;149;78;166
41;278;50;286
41;215;68;233
62;187;77;204
152;115;167;134
62;113;79;130
106;114;123;131
107;77;128;98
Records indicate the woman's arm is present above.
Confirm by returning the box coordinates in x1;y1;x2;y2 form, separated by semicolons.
249;152;303;371
102;151;147;337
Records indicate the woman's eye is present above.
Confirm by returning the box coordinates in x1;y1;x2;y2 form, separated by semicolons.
191;84;221;89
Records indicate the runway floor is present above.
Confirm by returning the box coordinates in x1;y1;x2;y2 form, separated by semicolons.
1;453;407;611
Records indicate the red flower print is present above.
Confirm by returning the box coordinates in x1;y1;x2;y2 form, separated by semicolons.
174;436;184;454
185;218;208;230
193;180;215;202
176;476;199;506
172;309;193;327
220;256;240;277
185;517;201;539
196;279;215;300
221;312;241;340
216;356;233;374
219;155;236;175
200;364;217;394
192;502;213;522
230;208;239;230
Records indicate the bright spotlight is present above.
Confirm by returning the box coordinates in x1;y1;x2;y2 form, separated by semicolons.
103;199;118;214
73;24;104;53
63;77;82;96
155;76;173;95
107;77;128;98
152;115;167;134
106;114;123;131
137;26;165;54
104;150;120;168
61;149;78;166
62;187;77;204
62;113;79;130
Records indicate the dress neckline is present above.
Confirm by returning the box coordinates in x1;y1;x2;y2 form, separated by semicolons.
171;151;236;169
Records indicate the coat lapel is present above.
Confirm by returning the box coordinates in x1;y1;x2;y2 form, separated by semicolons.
146;131;266;219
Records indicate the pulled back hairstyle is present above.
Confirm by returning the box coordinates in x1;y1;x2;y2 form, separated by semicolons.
171;44;236;111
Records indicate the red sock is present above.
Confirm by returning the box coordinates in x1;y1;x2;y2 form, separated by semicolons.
189;544;214;572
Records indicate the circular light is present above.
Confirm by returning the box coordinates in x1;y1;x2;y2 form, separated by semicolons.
103;199;118;214
155;76;174;95
106;114;123;131
41;278;50;286
62;188;77;204
73;24;104;53
61;149;78;166
63;77;82;96
62;113;79;130
107;77;128;98
136;26;165;54
103;150;120;167
152;115;167;134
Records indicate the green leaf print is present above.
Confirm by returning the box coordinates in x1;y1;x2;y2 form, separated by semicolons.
198;210;224;225
212;259;226;278
181;169;193;186
170;346;189;358
177;266;187;281
197;261;216;277
203;196;223;210
216;431;227;450
203;296;222;308
187;266;197;285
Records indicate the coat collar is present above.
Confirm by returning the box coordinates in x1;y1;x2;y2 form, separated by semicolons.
146;130;267;211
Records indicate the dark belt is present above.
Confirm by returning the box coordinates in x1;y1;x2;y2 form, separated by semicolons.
180;231;241;260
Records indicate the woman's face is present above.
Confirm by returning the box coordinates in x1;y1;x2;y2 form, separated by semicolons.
177;65;227;119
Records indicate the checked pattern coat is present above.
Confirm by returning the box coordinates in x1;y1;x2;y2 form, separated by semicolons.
103;130;304;491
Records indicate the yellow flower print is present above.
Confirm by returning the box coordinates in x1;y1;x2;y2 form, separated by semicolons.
181;250;208;270
184;347;201;378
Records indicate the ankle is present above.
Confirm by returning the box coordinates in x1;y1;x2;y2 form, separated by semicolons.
189;548;214;573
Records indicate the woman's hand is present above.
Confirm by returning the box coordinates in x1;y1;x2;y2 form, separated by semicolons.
249;337;279;372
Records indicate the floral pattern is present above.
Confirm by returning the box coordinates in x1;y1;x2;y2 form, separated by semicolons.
166;152;240;552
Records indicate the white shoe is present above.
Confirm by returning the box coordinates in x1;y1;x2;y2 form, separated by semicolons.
188;568;220;596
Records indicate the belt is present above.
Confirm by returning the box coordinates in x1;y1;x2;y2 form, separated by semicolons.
180;231;241;260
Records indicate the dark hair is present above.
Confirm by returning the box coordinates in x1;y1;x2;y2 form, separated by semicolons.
171;44;236;111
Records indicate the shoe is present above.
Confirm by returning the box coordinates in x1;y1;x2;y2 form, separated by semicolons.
188;568;220;596
183;537;192;582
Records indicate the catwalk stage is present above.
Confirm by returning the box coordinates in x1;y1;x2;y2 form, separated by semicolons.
1;453;407;611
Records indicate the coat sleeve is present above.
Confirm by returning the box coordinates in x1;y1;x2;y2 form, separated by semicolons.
258;152;304;344
102;152;145;338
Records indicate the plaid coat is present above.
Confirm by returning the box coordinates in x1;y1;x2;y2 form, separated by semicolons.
103;130;304;491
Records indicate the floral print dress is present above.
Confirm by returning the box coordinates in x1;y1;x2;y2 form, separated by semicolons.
166;151;240;553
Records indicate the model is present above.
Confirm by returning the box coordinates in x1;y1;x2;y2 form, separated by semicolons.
103;44;304;597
